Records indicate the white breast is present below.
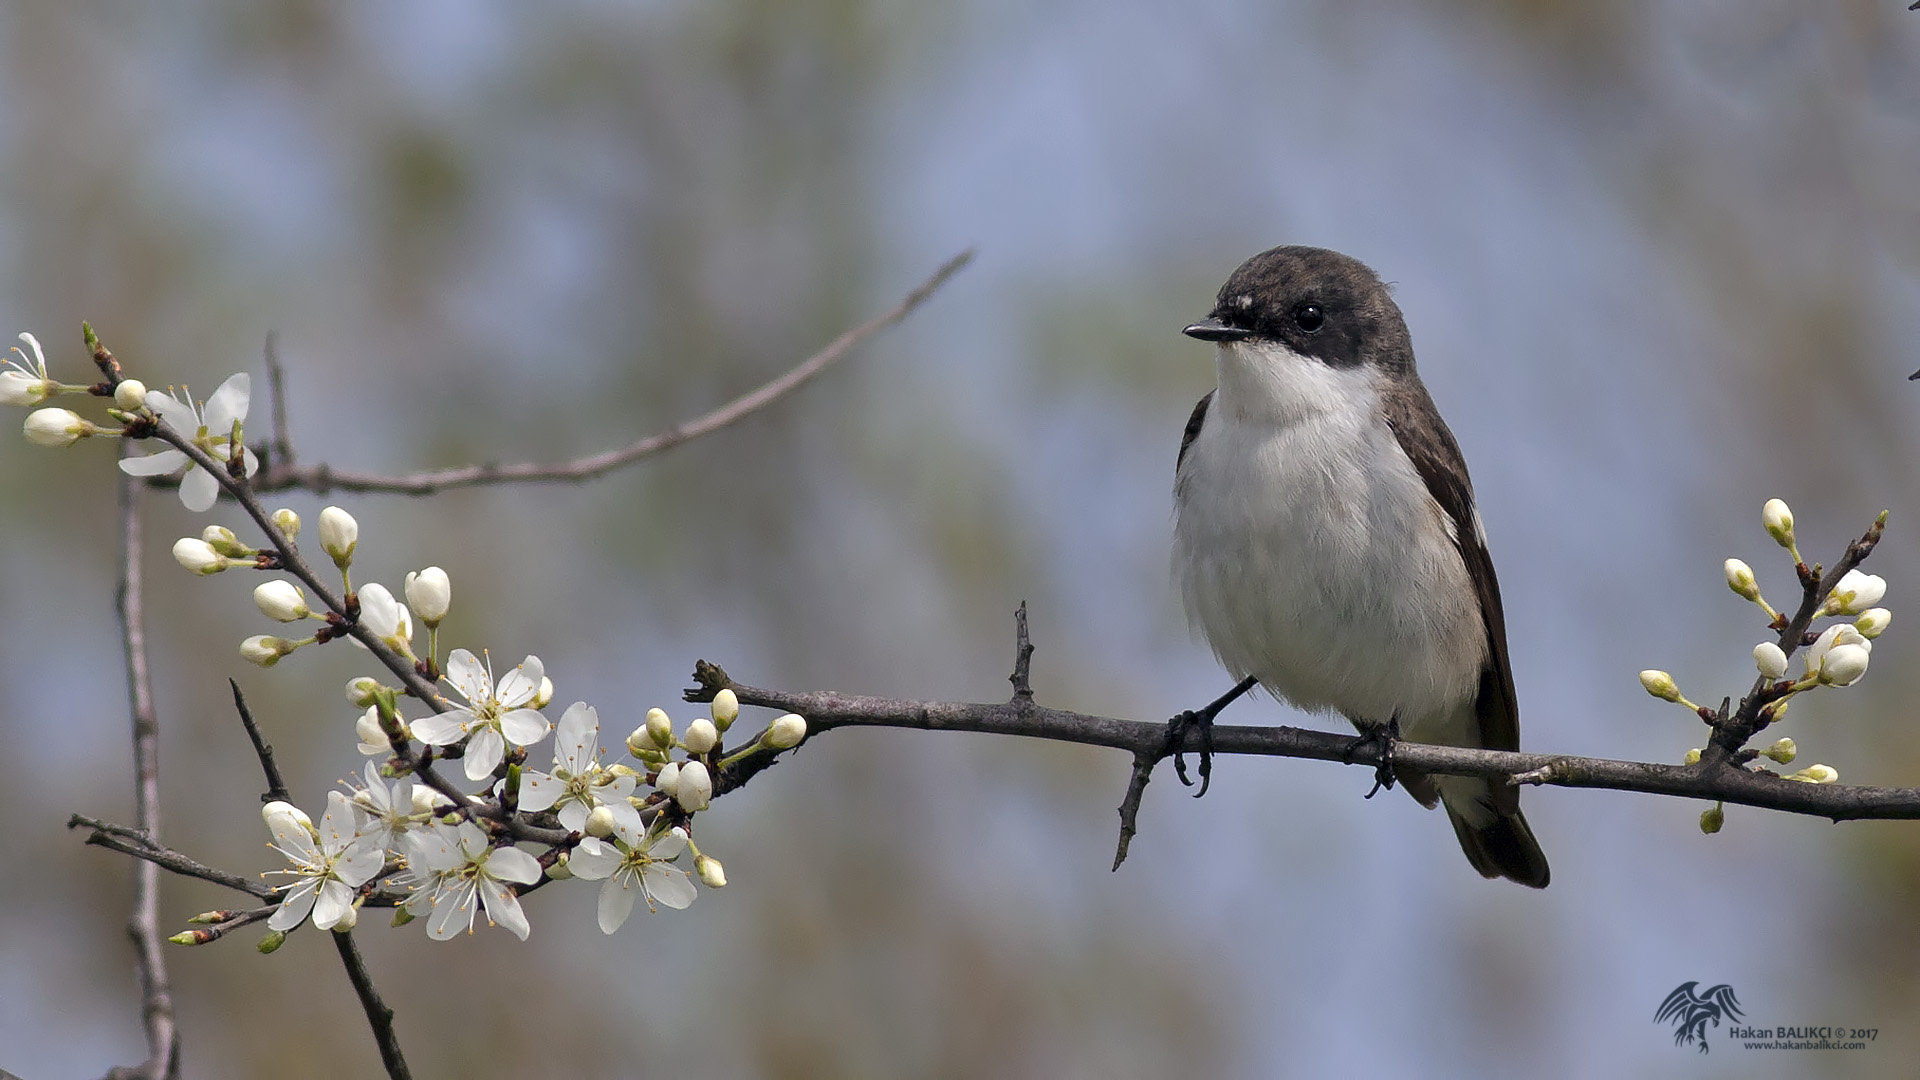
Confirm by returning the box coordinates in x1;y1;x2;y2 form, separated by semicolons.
1171;340;1487;730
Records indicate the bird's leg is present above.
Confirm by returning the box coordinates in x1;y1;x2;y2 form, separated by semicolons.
1166;675;1258;798
1344;716;1401;799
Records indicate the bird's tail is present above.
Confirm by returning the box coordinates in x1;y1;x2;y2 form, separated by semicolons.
1402;769;1550;888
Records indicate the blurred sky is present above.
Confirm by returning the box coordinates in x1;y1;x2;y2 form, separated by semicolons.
5;2;1920;1078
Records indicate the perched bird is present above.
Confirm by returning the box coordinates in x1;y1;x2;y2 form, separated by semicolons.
1171;245;1548;887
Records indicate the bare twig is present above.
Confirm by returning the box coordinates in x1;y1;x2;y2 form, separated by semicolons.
263;331;293;470
333;931;411;1080
230;680;290;805
110;447;178;1080
70;815;278;899
168;905;276;947
253;251;974;495
1009;601;1035;701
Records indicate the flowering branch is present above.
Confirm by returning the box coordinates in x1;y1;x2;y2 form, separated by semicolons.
250;250;973;495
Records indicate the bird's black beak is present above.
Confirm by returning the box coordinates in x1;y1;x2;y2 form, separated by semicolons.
1184;317;1251;342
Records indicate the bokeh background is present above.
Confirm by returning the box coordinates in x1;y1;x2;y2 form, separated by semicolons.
3;1;1918;1077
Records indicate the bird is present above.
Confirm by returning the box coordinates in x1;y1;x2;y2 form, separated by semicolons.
1170;245;1549;887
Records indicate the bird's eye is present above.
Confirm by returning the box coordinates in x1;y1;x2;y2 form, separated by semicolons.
1292;305;1324;333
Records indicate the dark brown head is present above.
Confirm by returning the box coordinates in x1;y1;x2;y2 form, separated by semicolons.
1184;246;1415;375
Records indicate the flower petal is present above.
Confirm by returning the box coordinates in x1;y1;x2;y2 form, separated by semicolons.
464;728;505;781
557;800;589;835
117;449;188;476
146;391;197;431
268;879;319;931
518;770;561;812
411;712;470;746
649;828;687;861
312;879;352;930
643;865;697;910
487;845;543;886
202;373;251;432
427;879;478;940
554;702;597;773
494;656;543;708
597;873;640;933
567;838;620;881
335;840;386;887
498;708;550;747
445;649;487;703
179;466;219;512
479;876;530;940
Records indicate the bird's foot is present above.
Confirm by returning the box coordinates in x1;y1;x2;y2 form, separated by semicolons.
1165;675;1258;798
1343;718;1401;799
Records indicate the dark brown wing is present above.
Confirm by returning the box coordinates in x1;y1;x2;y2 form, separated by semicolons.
1380;382;1521;779
1176;390;1214;475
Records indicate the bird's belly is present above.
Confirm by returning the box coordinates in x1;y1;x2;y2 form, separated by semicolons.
1174;417;1486;727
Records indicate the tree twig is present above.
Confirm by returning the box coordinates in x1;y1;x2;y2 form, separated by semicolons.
229;680;290;805
69;815;278;899
109;445;178;1080
252;251;973;495
333;931;411;1080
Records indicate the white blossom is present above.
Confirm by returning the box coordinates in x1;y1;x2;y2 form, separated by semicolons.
240;635;296;668
412;650;550;781
710;689;739;731
1;334;58;406
1762;498;1795;548
345;761;417;851
683;718;718;755
516;702;639;835
1803;623;1869;681
406;821;542;940
1819;643;1870;687
118;374;257;512
1724;558;1759;602
355;706;393;756
1855;607;1892;639
264;793;382;932
172;537;230;575
568;824;697;933
654;761;681;798
355;583;414;654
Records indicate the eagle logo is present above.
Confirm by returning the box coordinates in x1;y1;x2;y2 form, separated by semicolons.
1655;982;1744;1053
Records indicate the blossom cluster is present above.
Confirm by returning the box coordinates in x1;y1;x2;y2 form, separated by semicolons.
1638;498;1890;829
11;332;809;945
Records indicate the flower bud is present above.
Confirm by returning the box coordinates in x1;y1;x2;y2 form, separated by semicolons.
1825;570;1887;616
626;726;652;759
390;907;416;928
240;635;296;668
404;566;450;628
1762;498;1795;549
695;854;727;888
1699;804;1724;834
1724;559;1760;602
113;379;148;410
530;676;554;711
262;800;312;832
201;525;245;556
675;760;712;812
318;506;358;567
253;580;310;622
654;761;681;798
684;718;718;755
1818;643;1870;687
1752;641;1788;679
765;713;808;749
645;708;674;749
1683;748;1702;765
410;787;443;816
1854;607;1892;640
1764;738;1797;764
1639;670;1680;702
331;904;359;932
584;804;616;838
711;688;739;731
256;929;288;954
545;855;575;881
1788;764;1839;784
346;677;383;709
271;507;300;539
355;706;389;753
172;537;230;575
23;407;93;447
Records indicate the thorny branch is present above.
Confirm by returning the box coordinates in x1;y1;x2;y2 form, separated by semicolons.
249;251;974;495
